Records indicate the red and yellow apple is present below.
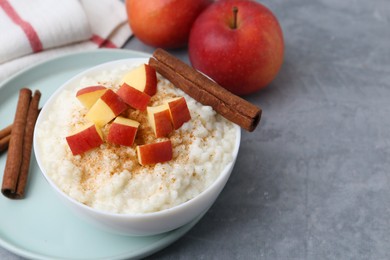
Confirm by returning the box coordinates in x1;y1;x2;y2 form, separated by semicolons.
121;64;157;96
126;0;212;49
76;86;107;109
66;123;103;155
188;0;284;95
147;104;173;138
107;117;139;147
117;83;151;111
136;140;173;165
165;97;191;129
86;89;127;126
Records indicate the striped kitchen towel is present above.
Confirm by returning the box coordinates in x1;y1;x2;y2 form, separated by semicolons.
0;0;132;82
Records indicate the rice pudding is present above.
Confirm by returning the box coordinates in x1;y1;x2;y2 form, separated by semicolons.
36;62;237;214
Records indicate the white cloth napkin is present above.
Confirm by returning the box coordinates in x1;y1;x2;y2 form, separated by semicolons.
0;0;132;82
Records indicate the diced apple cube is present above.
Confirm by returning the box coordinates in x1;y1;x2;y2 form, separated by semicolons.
76;86;107;109
86;89;127;126
136;140;173;165
107;117;140;147
117;83;151;111
165;97;191;129
66;123;103;155
121;64;157;96
147;104;173;138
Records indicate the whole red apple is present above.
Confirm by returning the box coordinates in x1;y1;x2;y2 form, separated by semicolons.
188;0;284;95
126;0;212;49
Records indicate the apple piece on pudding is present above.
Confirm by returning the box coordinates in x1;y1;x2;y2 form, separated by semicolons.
86;89;127;127
165;97;191;129
121;64;157;96
107;116;140;147
117;83;151;111
66;123;103;155
76;86;107;109
136;140;173;166
147;104;173;138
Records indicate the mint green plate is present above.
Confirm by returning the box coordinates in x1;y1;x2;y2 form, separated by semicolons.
0;50;202;260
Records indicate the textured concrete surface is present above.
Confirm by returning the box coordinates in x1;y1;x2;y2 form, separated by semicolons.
2;0;390;259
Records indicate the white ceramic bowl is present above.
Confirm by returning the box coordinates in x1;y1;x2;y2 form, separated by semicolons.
33;58;241;236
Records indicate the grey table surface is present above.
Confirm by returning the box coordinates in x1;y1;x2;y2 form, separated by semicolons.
1;0;390;259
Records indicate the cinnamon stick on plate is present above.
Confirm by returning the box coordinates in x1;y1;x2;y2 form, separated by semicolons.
16;90;41;197
0;124;12;139
2;89;41;199
149;48;261;132
0;135;11;153
2;88;31;198
0;124;12;153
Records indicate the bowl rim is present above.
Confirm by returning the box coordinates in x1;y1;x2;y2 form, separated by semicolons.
33;57;241;219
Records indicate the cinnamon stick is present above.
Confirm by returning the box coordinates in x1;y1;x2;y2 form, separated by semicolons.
0;135;11;153
0;108;42;154
16;90;41;198
0;125;12;153
2;88;32;198
149;48;261;132
0;124;12;140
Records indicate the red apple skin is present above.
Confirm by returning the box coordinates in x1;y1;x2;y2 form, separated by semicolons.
167;97;191;129
66;125;103;155
107;122;138;147
76;86;107;108
144;65;157;96
121;64;157;96
153;110;173;138
137;140;173;165
117;83;151;111
126;0;212;49
100;89;128;115
188;0;284;95
76;86;106;96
